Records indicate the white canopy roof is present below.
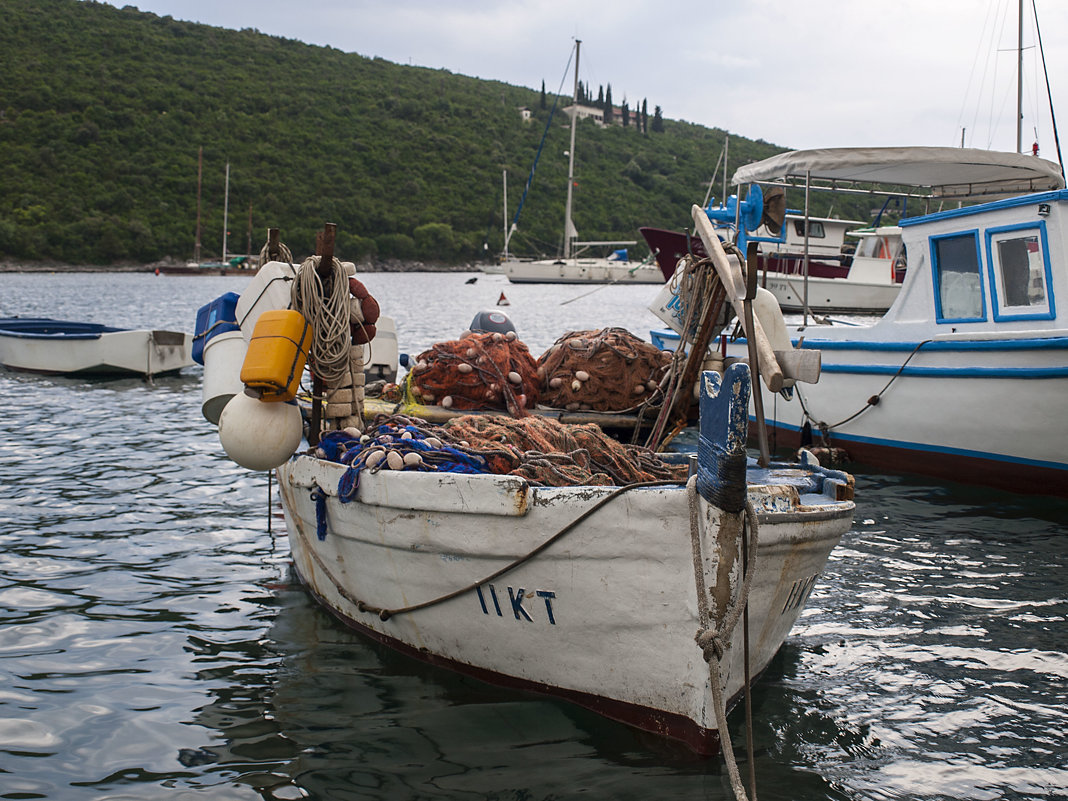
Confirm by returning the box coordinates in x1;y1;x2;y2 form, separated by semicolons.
731;146;1065;200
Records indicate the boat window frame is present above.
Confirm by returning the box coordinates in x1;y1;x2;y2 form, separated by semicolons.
984;221;1056;322
793;220;826;239
930;229;988;323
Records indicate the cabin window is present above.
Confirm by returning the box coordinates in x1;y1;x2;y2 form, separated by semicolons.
792;220;826;239
986;223;1054;320
931;231;985;322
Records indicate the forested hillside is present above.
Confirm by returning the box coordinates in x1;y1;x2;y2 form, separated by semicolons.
0;0;859;265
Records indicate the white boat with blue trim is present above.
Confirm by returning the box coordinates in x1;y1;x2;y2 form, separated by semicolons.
0;317;193;378
689;146;1068;496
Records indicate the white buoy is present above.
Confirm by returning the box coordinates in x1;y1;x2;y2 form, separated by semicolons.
218;390;303;471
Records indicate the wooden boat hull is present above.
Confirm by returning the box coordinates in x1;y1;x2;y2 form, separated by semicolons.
276;453;853;754
0;318;193;377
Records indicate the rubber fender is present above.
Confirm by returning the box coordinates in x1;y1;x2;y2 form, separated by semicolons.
348;277;381;325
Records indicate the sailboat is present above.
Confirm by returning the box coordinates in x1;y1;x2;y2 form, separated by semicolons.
500;41;663;285
165;158;254;276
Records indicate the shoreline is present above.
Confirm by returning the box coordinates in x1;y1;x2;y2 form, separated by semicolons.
0;260;487;274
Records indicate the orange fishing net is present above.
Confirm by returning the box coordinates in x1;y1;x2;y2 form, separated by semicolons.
405;332;540;417
442;413;687;486
537;327;671;412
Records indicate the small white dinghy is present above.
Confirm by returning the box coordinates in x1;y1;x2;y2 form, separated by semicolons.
0;317;193;378
273;362;855;756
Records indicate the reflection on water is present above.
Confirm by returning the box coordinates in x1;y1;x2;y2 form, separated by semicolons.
0;272;1065;800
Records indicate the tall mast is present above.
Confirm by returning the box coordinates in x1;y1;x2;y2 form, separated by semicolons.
222;161;230;262
1017;0;1023;153
193;146;202;264
502;169;509;259
563;40;580;260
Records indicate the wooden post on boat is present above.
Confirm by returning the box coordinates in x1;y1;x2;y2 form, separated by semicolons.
307;223;337;446
265;228;282;263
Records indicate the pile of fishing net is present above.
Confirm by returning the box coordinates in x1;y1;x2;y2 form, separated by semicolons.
315;413;687;493
403;331;540;416
537;327;670;412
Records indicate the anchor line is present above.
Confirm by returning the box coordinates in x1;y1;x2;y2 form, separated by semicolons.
798;338;933;438
295;478;678;621
688;476;761;801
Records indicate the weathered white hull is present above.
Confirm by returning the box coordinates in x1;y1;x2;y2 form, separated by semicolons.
503;258;664;285
728;333;1068;494
0;327;193;377
763;274;900;313
276;456;853;753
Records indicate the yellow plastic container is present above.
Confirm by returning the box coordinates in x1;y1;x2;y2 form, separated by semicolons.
239;310;311;402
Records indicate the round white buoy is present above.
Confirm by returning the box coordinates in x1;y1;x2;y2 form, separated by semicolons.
218;390;303;471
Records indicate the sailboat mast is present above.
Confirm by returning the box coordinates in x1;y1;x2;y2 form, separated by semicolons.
502;169;509;259
222;161;230;262
193;146;203;264
1017;0;1023;153
563;40;580;260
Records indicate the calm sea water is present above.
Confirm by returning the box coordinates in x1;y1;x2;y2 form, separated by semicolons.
0;271;1065;801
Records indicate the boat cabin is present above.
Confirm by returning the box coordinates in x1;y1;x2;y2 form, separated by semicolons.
891;189;1064;333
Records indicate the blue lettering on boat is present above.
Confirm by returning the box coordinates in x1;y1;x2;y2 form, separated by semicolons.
477;585;557;623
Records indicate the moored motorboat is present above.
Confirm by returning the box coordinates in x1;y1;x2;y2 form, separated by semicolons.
680;146;1068;495
640;206;903;314
0;317;193;378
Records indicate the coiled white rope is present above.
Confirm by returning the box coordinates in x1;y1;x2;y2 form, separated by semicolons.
291;255;351;387
258;241;293;265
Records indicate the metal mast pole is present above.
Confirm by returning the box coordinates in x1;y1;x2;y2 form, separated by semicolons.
222;162;230;262
563;40;580;260
193;146;202;264
1017;0;1024;153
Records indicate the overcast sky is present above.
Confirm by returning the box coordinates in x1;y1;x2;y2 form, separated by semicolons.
101;0;1068;161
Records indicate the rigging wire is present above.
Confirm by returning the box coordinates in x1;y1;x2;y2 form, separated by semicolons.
509;43;576;234
1032;0;1065;176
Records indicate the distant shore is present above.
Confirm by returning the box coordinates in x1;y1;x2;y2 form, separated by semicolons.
0;259;486;274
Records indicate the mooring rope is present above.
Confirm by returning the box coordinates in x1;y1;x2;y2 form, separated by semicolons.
688;475;760;801
797;338;933;433
297;478;679;621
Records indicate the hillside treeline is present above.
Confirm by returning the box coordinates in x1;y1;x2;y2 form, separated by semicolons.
0;0;862;266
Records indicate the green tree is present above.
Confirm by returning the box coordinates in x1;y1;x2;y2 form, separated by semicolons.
413;222;457;259
652;105;665;133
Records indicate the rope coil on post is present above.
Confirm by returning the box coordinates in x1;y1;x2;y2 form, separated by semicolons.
291;255;352;387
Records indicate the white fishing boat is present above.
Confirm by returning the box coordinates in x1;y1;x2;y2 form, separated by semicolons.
204;226;856;769
689;146;1068;495
500;41;663;286
0;317;193;378
273;364;854;758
